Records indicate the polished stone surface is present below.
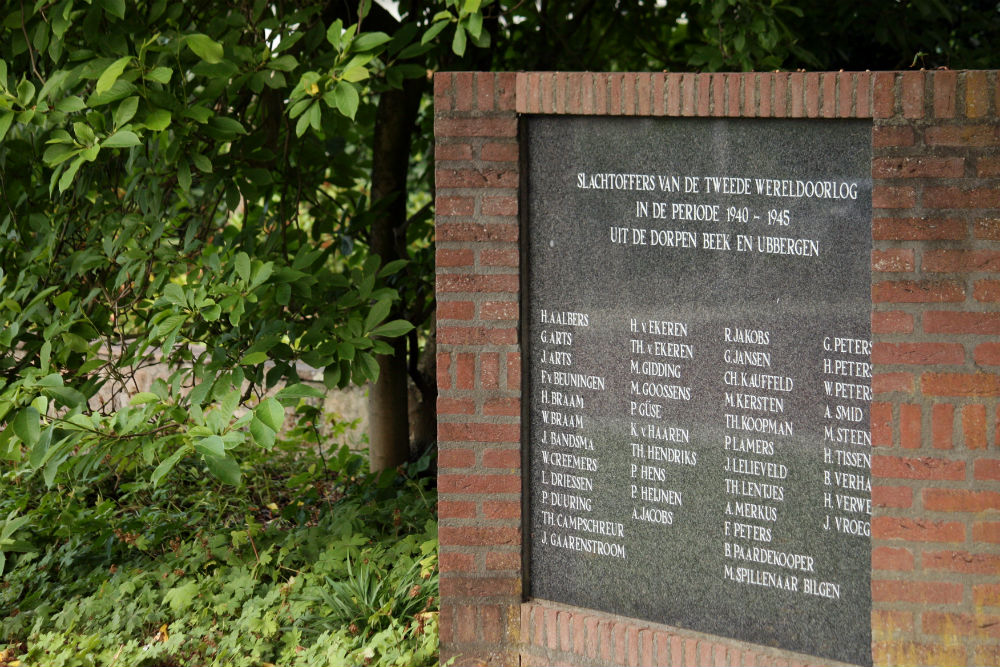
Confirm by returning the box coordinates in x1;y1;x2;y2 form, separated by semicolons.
525;116;872;666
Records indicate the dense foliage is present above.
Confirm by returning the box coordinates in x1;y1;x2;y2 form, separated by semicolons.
482;0;999;73
0;0;488;487
1;412;440;667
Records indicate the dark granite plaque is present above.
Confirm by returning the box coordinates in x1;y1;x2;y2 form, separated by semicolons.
524;117;872;666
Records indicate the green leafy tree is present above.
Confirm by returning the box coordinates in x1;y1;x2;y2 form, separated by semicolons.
0;0;486;483
483;0;997;72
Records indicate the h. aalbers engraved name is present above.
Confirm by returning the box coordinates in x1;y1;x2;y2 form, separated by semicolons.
540;309;590;326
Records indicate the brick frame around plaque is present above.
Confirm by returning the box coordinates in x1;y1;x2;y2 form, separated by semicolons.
435;71;1000;667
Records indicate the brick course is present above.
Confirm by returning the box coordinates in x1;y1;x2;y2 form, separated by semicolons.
437;70;1000;667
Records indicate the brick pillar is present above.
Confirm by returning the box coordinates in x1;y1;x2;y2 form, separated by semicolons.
436;70;1000;667
870;70;1000;667
435;71;523;666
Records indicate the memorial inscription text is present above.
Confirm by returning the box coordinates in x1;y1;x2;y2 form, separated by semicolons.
526;117;872;667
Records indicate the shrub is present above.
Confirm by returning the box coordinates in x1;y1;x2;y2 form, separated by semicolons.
0;412;440;667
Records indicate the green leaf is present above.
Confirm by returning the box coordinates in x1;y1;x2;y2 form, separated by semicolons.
357;270;376;300
28;428;52;468
39;70;68;105
103;130;141;148
268;54;298;72
73;121;96;145
44;386;87;409
144;108;171;131
343;52;374;71
35;374;63;389
188;379;213;408
55;96;86;113
358;352;380;383
249;417;275;450
377;258;408;278
195;435;225;459
0;112;12;143
452;23;467;56
371;319;414;338
183;106;213;123
97;0;126;19
202;303;221;321
130;392;160;405
13;408;40;447
308;103;321;131
17;79;36;106
146;66;172;83
332;81;359;120
421;20;449;45
87;79;136;106
40;340;51;372
364;297;392;332
164;581;200;614
234;251;251;282
393;64;428;80
178;160;191;191
96;56;132;94
239;351;268;366
156;313;186;336
210;116;247;135
250;262;273;288
0;512;30;541
337;341;356;361
261;69;286;89
0;425;18;463
192;153;212;173
219;388;240;421
342;65;369;83
186;33;224;63
256;397;284;432
274;383;324;405
351;31;392;52
466;11;483;39
164;282;186;306
152;448;186;486
58;155;85;192
326;19;344;49
463;0;483;13
229;298;245;326
323;364;342;389
204;453;241;486
398;42;433;59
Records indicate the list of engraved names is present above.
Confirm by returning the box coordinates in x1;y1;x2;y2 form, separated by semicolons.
526;117;872;666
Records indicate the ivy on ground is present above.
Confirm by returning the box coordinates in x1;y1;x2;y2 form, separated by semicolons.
0;419;441;667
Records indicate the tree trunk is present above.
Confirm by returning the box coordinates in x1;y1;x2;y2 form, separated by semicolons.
408;317;437;452
367;80;424;472
369;337;411;471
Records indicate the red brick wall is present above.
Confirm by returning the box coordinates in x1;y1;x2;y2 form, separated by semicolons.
435;71;1000;667
435;71;523;667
